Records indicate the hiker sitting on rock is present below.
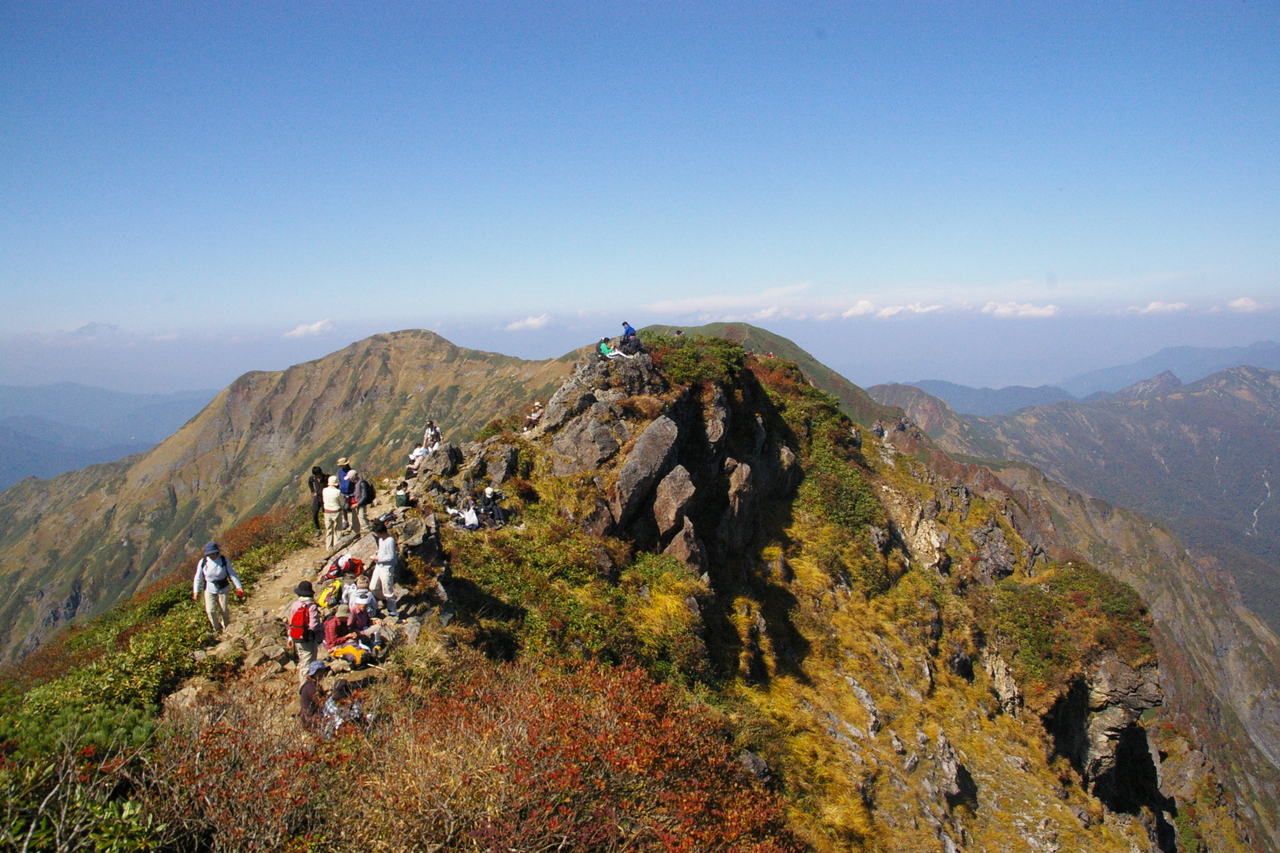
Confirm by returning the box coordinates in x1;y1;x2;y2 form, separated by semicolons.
522;401;544;432
408;442;428;472
598;337;632;360
395;481;415;508
323;604;357;650
479;486;507;526
192;542;244;635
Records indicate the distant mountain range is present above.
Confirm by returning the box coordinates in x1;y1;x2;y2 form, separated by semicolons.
0;383;216;491
904;340;1280;416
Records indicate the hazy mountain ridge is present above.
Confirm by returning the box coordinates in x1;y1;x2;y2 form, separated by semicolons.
1061;340;1280;397
0;383;215;491
0;330;573;662
907;379;1076;415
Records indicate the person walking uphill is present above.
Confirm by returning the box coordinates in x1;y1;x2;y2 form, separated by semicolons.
191;542;243;634
289;581;323;685
370;520;400;618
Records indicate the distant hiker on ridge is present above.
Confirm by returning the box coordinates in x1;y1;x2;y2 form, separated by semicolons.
191;541;244;634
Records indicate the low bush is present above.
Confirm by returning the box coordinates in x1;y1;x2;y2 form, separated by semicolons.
643;334;745;387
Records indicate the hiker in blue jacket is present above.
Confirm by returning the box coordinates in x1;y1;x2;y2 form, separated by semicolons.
621;321;637;340
192;542;244;634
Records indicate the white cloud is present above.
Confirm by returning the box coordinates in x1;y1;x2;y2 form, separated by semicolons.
981;301;1060;318
1228;296;1266;313
878;302;944;318
1131;301;1188;314
645;284;810;315
505;313;552;331
283;319;335;338
842;300;875;317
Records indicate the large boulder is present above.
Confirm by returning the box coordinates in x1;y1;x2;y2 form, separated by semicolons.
549;403;630;475
418;442;463;478
664;517;708;573
653;464;696;538
716;457;757;552
610;415;680;529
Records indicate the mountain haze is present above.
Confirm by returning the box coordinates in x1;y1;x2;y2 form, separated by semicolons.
1061;341;1280;397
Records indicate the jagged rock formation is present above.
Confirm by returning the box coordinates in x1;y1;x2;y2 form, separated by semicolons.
419;344;1248;851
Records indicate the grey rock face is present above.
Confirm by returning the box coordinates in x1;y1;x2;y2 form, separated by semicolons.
610;415;680;529
716;458;756;552
653;464;696;538
550;403;628;476
418;442;463;478
664;517;708;573
969;517;1016;584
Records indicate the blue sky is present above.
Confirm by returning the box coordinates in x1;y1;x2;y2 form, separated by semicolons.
2;2;1278;391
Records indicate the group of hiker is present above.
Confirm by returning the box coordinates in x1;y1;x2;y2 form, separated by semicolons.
308;457;378;547
599;320;644;360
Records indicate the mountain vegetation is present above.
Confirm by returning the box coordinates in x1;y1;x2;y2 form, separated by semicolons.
0;329;1266;851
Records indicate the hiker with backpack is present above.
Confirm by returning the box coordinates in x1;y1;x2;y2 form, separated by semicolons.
191;542;244;634
351;470;376;535
336;457;354;529
288;581;323;685
306;465;328;533
369;520;400;618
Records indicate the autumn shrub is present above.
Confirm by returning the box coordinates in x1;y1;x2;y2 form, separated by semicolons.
642;334;745;387
474;413;523;442
356;653;800;853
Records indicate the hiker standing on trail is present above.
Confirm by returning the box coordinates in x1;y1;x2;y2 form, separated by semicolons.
289;581;323;685
369;520;401;618
306;466;328;533
322;475;344;549
351;470;375;536
191;542;243;634
336;457;354;529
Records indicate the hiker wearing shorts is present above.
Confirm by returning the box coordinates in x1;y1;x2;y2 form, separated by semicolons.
370;520;400;618
191;542;243;634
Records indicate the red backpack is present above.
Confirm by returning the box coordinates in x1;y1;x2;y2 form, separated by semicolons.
289;603;315;642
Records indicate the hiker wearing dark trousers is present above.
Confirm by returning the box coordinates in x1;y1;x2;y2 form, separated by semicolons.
351;470;375;535
370;521;400;618
306;466;328;532
300;660;328;731
192;542;243;634
289;582;323;685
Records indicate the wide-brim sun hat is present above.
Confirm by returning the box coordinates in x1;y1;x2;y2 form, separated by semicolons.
306;660;329;677
295;581;315;596
337;457;349;466
328;476;339;486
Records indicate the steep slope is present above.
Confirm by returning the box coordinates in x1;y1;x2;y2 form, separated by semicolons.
0;330;574;662
875;368;1280;633
871;376;1280;847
